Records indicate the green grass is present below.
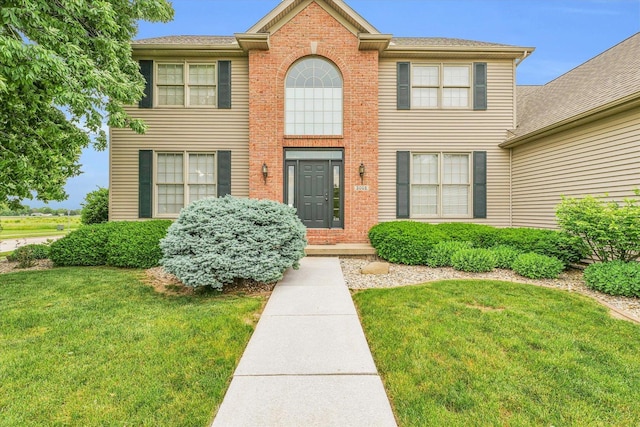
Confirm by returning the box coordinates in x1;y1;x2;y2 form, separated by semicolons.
0;268;264;426
353;280;640;426
0;216;81;239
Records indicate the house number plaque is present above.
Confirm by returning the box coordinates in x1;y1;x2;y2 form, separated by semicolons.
354;185;369;191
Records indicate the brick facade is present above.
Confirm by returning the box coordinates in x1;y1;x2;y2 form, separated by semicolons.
248;2;379;244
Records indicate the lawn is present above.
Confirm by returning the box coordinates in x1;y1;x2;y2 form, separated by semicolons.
0;267;264;426
0;216;81;239
353;280;640;427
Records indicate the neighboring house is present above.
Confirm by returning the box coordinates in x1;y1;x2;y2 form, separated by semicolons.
109;0;639;244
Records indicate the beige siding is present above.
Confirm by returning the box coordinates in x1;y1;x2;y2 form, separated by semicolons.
378;59;516;226
109;58;249;220
511;107;640;228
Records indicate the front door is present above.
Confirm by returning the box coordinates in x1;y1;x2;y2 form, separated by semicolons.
285;150;343;229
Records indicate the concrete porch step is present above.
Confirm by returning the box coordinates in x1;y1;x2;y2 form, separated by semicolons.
305;243;377;257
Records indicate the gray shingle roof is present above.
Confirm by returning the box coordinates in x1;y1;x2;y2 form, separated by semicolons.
133;35;237;45
391;37;514;47
512;32;640;139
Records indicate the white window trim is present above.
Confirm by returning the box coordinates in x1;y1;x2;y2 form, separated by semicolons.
411;63;472;110
153;151;217;218
410;152;472;219
155;61;217;109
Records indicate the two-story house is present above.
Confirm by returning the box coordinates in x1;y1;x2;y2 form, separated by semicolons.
109;0;640;245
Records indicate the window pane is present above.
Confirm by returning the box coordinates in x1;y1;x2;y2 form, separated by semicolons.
188;154;215;184
443;154;469;184
157;64;184;84
444;66;470;86
285;57;342;135
442;185;469;215
443;88;469;107
413;66;439;86
157;154;183;183
413;154;438;184
188;65;215;85
411;185;438;215
333;165;340;222
158;86;185;106
189;86;216;106
188;184;216;203
287;165;295;207
158;184;184;214
412;88;438;108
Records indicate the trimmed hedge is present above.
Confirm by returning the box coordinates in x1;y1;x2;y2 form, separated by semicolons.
368;222;447;265
427;241;473;268
491;245;522;269
50;220;171;268
512;253;564;279
584;261;640;297
451;248;496;273
369;222;587;267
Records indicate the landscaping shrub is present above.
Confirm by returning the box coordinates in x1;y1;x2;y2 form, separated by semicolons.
512;253;564;279
426;241;473;268
451;248;496;273
436;223;499;248
50;220;170;268
81;187;109;225
584;261;640;297
368;221;448;265
105;220;172;268
160;196;307;290
493;227;588;267
50;223;115;266
490;245;522;269
557;193;640;262
7;243;50;262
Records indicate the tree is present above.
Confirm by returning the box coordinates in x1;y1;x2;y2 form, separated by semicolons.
81;187;109;224
0;0;173;207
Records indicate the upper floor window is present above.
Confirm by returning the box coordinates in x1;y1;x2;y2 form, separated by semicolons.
285;57;343;136
157;63;216;107
412;64;471;109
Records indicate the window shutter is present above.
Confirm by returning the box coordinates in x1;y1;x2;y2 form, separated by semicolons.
217;151;231;197
139;150;153;218
473;151;487;218
139;60;153;109
397;62;410;110
473;62;487;111
396;151;411;218
218;61;231;109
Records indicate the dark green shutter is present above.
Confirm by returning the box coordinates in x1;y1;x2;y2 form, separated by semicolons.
218;61;231;109
217;151;231;197
473;62;487;110
139;150;153;218
473;151;487;218
397;62;410;110
139;60;153;108
396;151;411;218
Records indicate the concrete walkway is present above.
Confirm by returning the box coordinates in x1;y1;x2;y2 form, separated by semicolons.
212;257;397;427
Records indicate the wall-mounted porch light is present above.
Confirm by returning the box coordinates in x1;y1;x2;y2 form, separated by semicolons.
358;163;365;184
262;163;268;183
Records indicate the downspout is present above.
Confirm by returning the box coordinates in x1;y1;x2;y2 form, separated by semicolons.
515;50;531;67
509;147;513;227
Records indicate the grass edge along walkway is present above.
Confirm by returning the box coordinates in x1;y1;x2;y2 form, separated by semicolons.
0;267;264;427
353;279;640;427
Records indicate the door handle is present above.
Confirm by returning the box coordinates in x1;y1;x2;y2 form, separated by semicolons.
325;192;328;201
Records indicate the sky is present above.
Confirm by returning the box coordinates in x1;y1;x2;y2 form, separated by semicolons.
41;0;640;209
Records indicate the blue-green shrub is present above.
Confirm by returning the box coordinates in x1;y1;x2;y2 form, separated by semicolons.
490;245;522;269
106;220;172;268
451;248;496;273
50;223;115;266
50;220;171;268
160;196;307;290
368;222;448;265
494;228;588;267
584;261;640;297
427;241;473;268
436;223;499;248
512;253;564;279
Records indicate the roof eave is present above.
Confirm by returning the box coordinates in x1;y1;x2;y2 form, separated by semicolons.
501;92;640;148
382;45;535;60
132;44;246;57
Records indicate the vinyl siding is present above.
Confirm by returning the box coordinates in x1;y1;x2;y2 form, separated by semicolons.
378;59;516;225
109;57;249;220
511;107;640;228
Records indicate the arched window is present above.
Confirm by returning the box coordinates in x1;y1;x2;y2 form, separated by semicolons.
285;57;343;135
